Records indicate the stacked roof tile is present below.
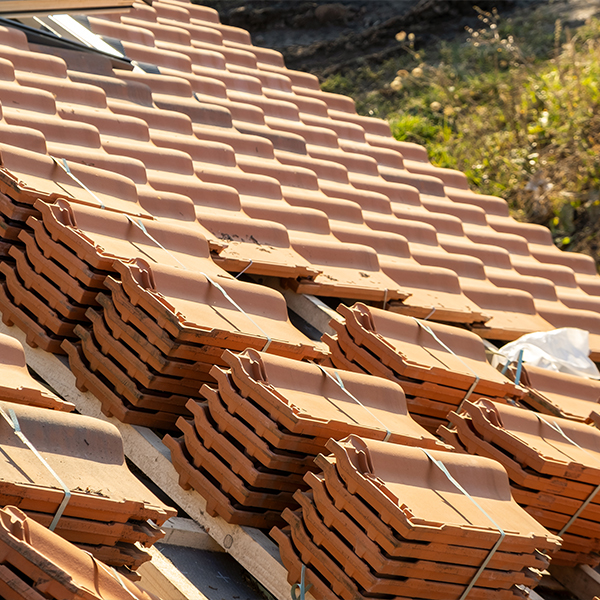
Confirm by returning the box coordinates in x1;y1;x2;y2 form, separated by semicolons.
324;302;523;431
0;401;175;576
164;348;450;528
0;0;594;352
64;255;325;429
505;362;600;423
1;0;600;594
80;0;600;344
272;435;560;600
440;399;600;566
0;178;326;428
0;505;160;599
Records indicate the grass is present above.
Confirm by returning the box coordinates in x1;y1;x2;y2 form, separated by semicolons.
321;4;600;266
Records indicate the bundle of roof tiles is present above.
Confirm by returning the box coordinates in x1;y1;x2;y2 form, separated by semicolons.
0;400;176;577
0;0;596;362
0;505;161;599
0;155;327;429
324;302;523;431
504;362;600;423
164;348;451;528
63;253;326;430
79;0;600;346
440;399;600;566
0;24;334;429
272;435;560;600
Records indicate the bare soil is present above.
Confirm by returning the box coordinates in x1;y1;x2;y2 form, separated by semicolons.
200;0;542;79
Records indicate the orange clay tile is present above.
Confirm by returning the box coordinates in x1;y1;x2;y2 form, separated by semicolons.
293;490;534;589
0;262;80;338
0;401;175;524
442;412;600;503
22;509;162;549
62;339;180;430
0;279;66;354
196;388;320;470
336;302;521;398
303;469;548;572
278;507;523;600
74;325;197;413
441;410;600;562
203;377;328;455
99;283;229;365
164;434;284;528
0;506;159;599
178;412;306;493
98;297;215;380
113;259;327;360
103;279;231;363
220;348;451;448
514;363;600;422
12;247;89;322
28;217;110;289
460;399;600;482
86;310;211;395
327;435;559;553
0;331;73;411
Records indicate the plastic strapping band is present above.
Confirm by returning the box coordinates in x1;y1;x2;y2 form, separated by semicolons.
316;364;392;442
423;306;437;321
421;449;505;599
126;217;273;352
126;216;188;270
413;318;480;410
235;259;253;279
50;156;106;209
200;271;273;352
0;407;71;531
291;564;312;600
535;414;600;536
514;348;525;386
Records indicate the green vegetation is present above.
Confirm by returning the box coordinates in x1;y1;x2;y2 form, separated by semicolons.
322;4;600;265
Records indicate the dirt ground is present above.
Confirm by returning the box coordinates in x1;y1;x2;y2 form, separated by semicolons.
200;0;546;79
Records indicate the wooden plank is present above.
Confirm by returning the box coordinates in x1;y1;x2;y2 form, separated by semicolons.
0;321;312;600
137;547;210;600
549;564;600;600
161;517;225;552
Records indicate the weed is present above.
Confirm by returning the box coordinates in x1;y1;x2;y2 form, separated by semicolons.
322;4;600;266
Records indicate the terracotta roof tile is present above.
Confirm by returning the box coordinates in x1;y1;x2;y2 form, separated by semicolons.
0;506;160;598
323;302;522;429
0;401;175;574
77;4;600;316
513;363;600;421
271;434;558;599
164;434;284;528
0;331;73;410
222;348;450;447
292;491;536;590
303;469;548;572
165;345;449;527
442;399;600;565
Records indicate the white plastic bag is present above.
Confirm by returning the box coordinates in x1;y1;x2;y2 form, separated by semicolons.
497;328;600;379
